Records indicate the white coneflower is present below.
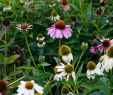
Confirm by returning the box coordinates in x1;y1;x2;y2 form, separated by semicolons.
99;46;113;72
54;63;76;81
36;33;45;41
36;33;46;48
61;86;74;95
16;23;33;31
59;45;73;63
17;80;44;95
37;40;46;48
50;11;60;21
86;61;103;80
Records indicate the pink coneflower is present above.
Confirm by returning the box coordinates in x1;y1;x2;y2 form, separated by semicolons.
16;23;33;31
47;20;73;39
61;0;70;11
98;37;113;53
100;0;106;6
90;45;99;54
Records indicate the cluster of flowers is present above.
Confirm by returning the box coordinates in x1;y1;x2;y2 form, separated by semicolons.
90;37;113;54
87;45;113;80
54;45;75;95
0;80;44;95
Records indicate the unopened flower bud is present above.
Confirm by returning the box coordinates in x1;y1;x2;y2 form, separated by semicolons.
81;42;88;51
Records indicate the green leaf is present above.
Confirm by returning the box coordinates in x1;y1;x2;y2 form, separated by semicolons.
5;54;20;65
40;62;51;66
0;53;4;64
18;66;36;71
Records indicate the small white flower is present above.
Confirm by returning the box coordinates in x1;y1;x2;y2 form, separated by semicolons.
99;54;113;72
17;80;44;95
50;14;60;21
54;63;76;81
37;42;46;48
3;6;11;11
16;23;33;31
62;53;73;63
54;73;66;81
86;61;103;80
36;37;45;41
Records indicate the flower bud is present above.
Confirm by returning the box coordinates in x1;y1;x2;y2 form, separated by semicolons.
81;42;88;51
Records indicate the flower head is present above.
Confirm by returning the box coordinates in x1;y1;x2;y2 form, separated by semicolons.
54;63;76;81
3;19;10;27
86;61;103;79
0;80;9;95
47;20;73;39
36;33;46;48
37;40;46;48
98;37;113;53
50;11;60;21
100;0;106;6
61;86;69;94
61;0;70;11
81;42;88;51
17;80;44;95
99;46;113;72
61;86;74;95
36;33;45;41
59;45;71;56
90;45;99;54
59;45;73;63
16;23;33;31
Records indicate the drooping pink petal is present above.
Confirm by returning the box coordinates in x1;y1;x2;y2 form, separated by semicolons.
110;39;113;46
55;29;62;38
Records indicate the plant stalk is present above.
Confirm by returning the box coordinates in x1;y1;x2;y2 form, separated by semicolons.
75;50;84;72
23;32;36;68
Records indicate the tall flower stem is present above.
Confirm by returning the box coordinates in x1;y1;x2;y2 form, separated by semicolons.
9;75;26;86
75;50;84;72
58;39;61;63
109;70;112;95
74;80;79;95
4;27;7;76
23;32;36;68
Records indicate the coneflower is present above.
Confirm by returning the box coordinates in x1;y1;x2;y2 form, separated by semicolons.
86;61;103;79
0;80;9;95
59;45;73;63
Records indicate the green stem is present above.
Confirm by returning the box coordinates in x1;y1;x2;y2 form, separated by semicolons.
66;82;75;95
58;39;61;63
14;64;16;81
4;27;7;76
109;70;112;95
23;32;36;68
9;75;25;86
75;50;84;72
74;81;79;95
